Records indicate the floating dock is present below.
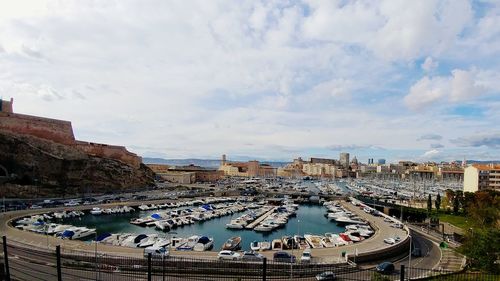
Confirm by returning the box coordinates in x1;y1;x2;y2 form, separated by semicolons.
245;207;277;229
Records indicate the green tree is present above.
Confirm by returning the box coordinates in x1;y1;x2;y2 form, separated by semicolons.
459;227;500;273
427;194;432;214
435;193;441;211
453;195;460;214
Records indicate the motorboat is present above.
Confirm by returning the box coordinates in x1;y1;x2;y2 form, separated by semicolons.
226;220;245;229
345;224;358;231
254;223;274;232
154;220;171;232
72;227;96;240
250;241;260;251
259;240;271;251
222;236;241;251
138;234;159;248
281;236;296;250
320;236;335;248
152;238;170;248
193;236;214;251
171;237;187;248
177;235;200;251
271;239;282;250
90;207;103;215
293;235;309;250
304;234;324;248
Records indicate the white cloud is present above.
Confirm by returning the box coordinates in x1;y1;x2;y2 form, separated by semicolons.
421;57;439;72
405;68;497;110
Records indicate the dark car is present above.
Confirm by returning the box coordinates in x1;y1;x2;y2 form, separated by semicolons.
273;251;296;263
376;262;395;274
316;271;336;280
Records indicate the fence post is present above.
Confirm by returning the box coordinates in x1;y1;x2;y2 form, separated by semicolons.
400;264;405;281
162;255;165;281
2;236;10;281
262;257;267;281
147;253;152;281
56;245;62;281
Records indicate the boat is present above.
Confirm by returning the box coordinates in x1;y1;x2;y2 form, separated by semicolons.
304;234;324;248
90;207;103;215
222;236;241;250
154;220;171;232
282;236;296;250
339;233;351;242
320;236;335;248
271;239;282;250
72;227;96;239
152;238;170;248
254;223;274;232
226;221;245;229
177;235;200;251
193;236;214;251
138;234;158;248
345;224;358;231
250;241;260;251
171;237;187;248
293;235;309;249
259;240;271;251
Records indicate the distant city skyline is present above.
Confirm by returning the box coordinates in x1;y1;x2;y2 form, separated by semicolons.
0;1;499;162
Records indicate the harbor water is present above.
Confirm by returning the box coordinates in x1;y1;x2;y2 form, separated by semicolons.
66;204;345;251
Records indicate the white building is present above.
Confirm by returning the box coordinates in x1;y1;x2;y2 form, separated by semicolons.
463;164;500;192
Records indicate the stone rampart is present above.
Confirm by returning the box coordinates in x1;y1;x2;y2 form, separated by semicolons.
0;112;75;145
75;141;142;168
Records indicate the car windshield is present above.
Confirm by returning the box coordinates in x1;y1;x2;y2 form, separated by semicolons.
303;253;311;257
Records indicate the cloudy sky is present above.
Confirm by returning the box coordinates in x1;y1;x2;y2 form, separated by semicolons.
1;0;499;163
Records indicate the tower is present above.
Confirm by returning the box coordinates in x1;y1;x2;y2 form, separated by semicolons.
221;154;226;166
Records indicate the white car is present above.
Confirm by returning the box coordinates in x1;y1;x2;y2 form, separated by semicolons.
391;223;403;229
217;250;241;260
300;249;312;263
29;205;42;209
64;201;80;207
384;238;396;245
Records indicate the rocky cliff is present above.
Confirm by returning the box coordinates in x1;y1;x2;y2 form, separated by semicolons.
0;131;155;198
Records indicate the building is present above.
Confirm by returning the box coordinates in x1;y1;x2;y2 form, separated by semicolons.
302;162;337;177
339;152;349;168
0;98;141;168
219;155;276;177
464;164;500;192
377;159;386;165
148;164;224;184
277;158;305;178
368;158;374;165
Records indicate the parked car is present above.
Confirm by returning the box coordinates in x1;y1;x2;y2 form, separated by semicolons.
376;262;395;274
29;205;42;209
144;246;169;258
273;251;296;263
218;250;241;260
384;238;396;245
316;271;336;280
391;223;403;229
241;251;264;261
300;249;312;263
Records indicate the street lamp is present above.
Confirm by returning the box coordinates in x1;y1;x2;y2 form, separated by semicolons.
408;234;412;279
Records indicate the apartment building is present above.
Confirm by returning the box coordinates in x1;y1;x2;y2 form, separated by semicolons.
463;164;500;192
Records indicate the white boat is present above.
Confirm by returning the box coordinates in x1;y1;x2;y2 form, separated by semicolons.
250;241;260;251
293;235;309;250
271;239;282;250
259;241;271;251
153;238;170;248
90;207;103;215
193;236;214;251
304;234;324;249
254;223;274;232
72;227;97;240
154;220;171;232
320;236;335;248
46;224;72;235
138;234;158;248
345;224;358;231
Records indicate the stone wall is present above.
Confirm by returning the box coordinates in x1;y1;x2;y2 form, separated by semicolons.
75;141;142;168
0;98;13;113
0;112;75;145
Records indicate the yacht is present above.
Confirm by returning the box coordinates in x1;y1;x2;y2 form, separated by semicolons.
193;236;214;251
177;235;199;251
250;241;260;251
72;227;96;240
271;239;282;250
259;240;271;251
152;238;170;248
254;223;274;232
304;234;324;248
138;234;159;248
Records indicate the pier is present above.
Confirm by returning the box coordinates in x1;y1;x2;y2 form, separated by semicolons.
245;207;277;229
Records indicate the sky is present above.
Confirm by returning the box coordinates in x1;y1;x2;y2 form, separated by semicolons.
0;0;499;163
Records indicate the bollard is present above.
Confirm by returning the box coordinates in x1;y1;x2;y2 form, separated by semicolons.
2;236;10;281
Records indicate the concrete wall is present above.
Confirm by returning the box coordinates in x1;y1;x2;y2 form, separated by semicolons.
0;112;75;145
75;141;142;168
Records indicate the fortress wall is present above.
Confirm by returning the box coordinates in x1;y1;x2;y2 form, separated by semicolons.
0;112;75;145
75;141;142;168
1;99;13;113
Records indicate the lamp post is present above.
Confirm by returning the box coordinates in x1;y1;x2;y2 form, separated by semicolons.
408;234;412;279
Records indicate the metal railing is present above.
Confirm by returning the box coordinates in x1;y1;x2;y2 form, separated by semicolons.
1;236;498;281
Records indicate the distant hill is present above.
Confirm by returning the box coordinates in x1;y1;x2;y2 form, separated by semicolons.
143;157;289;168
465;160;500;164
